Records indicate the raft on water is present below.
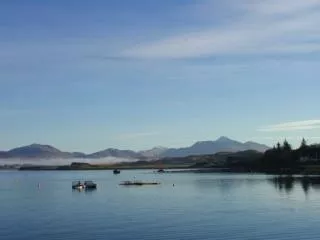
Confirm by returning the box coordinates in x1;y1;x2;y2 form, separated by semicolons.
72;180;97;190
119;181;160;186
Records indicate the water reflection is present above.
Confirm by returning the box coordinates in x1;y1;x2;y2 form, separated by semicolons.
72;188;97;194
193;178;240;194
270;176;320;195
193;175;265;194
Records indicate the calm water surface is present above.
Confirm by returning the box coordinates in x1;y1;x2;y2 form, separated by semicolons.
1;170;320;240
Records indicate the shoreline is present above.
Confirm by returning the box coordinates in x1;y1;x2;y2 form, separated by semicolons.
15;164;320;175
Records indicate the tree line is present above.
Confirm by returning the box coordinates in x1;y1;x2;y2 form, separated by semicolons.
259;138;320;173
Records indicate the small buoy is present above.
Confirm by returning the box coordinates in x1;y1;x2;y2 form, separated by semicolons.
173;184;175;187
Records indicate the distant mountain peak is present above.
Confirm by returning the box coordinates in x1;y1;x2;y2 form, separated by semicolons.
5;143;67;159
87;148;143;159
139;146;168;158
216;136;233;142
28;143;47;147
192;140;214;146
152;146;167;150
160;137;270;158
10;143;61;151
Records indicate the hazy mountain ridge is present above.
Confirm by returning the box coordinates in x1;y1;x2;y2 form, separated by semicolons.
159;137;269;158
0;137;270;160
4;144;73;159
87;148;144;159
139;146;169;158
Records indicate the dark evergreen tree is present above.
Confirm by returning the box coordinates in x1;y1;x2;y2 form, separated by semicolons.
283;139;292;151
300;138;307;149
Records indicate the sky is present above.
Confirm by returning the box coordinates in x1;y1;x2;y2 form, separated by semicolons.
1;0;320;153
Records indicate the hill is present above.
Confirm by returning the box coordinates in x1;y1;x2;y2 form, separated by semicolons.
0;137;269;160
139;147;168;158
5;144;73;159
87;148;145;159
158;137;269;158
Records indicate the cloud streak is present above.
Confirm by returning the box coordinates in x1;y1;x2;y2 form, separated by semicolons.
258;120;320;132
246;0;320;16
122;0;320;59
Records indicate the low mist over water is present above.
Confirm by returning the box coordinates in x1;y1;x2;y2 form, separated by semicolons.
0;157;139;166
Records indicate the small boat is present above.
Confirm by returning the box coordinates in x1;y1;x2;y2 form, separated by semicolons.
72;181;84;190
157;169;165;173
119;181;160;186
72;181;97;190
113;169;121;174
84;181;97;189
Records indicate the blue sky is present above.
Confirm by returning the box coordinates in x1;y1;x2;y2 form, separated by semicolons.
1;0;320;152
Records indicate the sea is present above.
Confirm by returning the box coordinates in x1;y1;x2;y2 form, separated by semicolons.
1;170;320;240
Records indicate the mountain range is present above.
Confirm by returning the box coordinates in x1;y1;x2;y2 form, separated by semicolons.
0;137;269;160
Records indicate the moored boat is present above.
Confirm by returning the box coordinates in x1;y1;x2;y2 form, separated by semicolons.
72;181;97;190
72;181;84;190
84;181;97;189
113;169;121;174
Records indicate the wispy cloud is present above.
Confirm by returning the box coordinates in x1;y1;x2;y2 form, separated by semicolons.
122;0;320;59
246;0;320;16
252;136;320;141
258;120;320;132
116;131;160;140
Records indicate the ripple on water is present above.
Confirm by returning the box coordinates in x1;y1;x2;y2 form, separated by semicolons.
1;171;320;240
